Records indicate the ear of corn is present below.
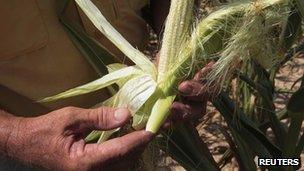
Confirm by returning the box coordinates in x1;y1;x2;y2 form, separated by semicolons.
146;0;195;132
157;0;194;82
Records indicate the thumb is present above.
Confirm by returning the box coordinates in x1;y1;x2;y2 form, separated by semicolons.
79;107;131;131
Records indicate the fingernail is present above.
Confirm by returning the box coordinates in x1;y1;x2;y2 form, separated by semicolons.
114;108;130;122
185;105;191;113
143;131;155;141
180;83;193;94
183;87;193;94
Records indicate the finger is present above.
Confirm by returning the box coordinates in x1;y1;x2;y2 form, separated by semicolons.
162;121;172;130
170;101;207;121
86;130;153;162
162;102;190;130
170;102;192;122
179;80;202;95
178;81;208;101
193;61;215;81
186;101;208;120
77;107;131;131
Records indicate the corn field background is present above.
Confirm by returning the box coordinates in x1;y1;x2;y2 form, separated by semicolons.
49;0;304;170
153;56;304;170
142;1;304;169
145;25;304;171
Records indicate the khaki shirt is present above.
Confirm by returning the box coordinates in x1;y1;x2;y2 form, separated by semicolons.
0;0;149;116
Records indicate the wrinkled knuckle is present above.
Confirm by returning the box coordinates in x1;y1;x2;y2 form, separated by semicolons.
100;107;113;116
98;107;113;127
57;107;82;124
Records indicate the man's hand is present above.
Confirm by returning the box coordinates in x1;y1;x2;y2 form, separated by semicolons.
2;107;153;170
170;62;215;123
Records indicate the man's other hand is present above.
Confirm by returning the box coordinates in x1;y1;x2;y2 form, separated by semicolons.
169;62;215;124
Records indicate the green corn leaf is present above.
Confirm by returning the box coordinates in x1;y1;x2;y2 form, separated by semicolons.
279;4;302;51
216;126;248;170
39;66;142;102
157;124;219;171
213;94;283;171
229;127;257;171
213;93;282;157
75;0;157;78
296;134;304;157
296;0;304;17
283;88;304;158
239;73;287;147
287;87;304;115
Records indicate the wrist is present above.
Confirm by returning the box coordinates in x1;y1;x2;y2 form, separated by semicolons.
0;111;23;156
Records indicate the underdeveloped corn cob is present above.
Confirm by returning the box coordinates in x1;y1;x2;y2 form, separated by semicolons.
146;0;195;132
157;0;194;82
